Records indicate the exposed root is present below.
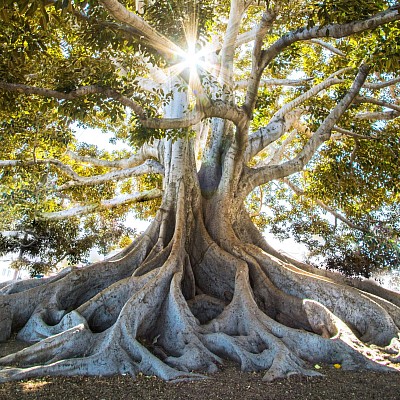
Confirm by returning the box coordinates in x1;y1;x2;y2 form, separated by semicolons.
0;266;74;295
155;271;221;373
0;209;399;384
0;323;93;368
0;245;199;382
17;310;88;342
77;270;159;332
247;245;400;346
0;223;159;342
203;264;322;381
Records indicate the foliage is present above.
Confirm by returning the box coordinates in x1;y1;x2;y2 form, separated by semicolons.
250;175;400;278
0;213;137;276
0;0;399;277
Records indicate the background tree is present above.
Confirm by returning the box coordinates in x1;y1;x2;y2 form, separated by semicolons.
0;0;400;383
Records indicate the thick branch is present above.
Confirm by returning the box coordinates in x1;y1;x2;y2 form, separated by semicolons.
142;100;247;130
218;0;251;84
244;8;277;118
142;110;204;130
208;101;247;125
252;10;277;69
245;73;345;162
1;80;248;129
40;189;162;220
98;0;182;60
244;6;400;116
58;159;164;190
261;7;400;69
234;27;257;47
0;82;146;118
244;65;369;191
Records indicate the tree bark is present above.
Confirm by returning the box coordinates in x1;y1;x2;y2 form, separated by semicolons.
0;5;399;382
1;131;399;382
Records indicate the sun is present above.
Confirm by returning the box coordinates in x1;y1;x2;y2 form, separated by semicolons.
164;41;205;82
184;42;201;74
166;40;211;96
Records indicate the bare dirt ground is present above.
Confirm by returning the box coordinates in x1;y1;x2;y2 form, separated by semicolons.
1;339;399;400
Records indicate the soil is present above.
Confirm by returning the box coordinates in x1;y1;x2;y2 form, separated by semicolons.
1;339;399;400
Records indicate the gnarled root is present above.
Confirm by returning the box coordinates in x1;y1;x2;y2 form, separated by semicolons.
0;218;399;383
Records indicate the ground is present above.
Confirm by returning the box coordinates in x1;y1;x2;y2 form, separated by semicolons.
1;339;399;400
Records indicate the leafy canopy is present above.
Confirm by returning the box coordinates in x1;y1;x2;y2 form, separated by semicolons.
0;0;399;276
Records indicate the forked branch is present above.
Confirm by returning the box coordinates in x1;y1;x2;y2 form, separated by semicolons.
243;65;370;192
245;71;347;162
244;6;400;116
41;189;162;220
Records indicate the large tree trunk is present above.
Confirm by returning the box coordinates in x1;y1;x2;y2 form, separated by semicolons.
1;0;400;384
0;135;399;383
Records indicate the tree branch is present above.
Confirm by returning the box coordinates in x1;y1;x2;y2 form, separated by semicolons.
0;81;246;131
0;82;146;118
0;159;80;181
66;143;158;169
282;178;369;233
254;130;298;168
244;65;370;191
245;71;346;162
142;110;204;130
332;126;381;140
142;99;247;130
309;39;346;57
355;110;400;120
0;157;164;191
261;7;400;70
244;8;278;119
218;0;252;84
236;77;313;89
46;0;141;42
40;189;162;220
252;9;277;69
57;159;164;191
243;6;400;116
364;76;400;90
354;95;400;113
234;27;258;47
98;0;183;60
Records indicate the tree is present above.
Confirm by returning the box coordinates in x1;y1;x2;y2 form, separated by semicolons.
0;0;400;382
